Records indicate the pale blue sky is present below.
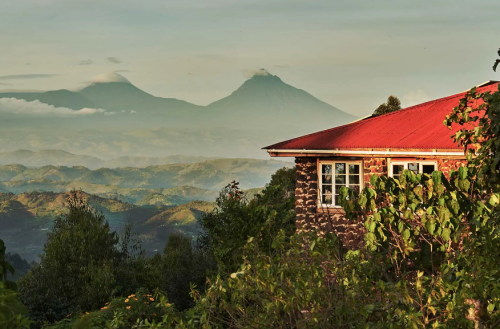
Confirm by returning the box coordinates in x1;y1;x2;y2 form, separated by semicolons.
1;0;499;116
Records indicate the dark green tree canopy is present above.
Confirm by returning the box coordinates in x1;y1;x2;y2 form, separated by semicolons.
373;95;402;115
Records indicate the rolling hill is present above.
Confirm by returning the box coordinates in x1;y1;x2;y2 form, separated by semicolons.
0;190;216;262
0;158;293;191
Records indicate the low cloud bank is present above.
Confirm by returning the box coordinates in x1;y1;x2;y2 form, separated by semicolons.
0;98;108;117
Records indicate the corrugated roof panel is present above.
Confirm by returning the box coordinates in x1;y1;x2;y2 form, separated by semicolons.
264;82;499;151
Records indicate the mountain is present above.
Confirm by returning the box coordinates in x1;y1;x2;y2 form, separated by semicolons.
0;70;357;159
205;70;357;131
0;149;216;169
34;89;99;110
79;73;202;115
0;149;102;168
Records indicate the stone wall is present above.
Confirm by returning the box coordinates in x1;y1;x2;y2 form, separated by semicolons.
295;157;467;249
437;158;467;179
295;157;365;248
363;157;387;187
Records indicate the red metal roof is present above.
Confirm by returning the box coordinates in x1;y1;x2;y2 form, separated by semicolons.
264;81;499;151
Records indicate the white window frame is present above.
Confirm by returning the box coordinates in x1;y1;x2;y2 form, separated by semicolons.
389;160;438;178
318;160;363;208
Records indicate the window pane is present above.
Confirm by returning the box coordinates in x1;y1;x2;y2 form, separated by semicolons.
335;185;345;195
335;195;341;206
335;175;346;184
349;185;360;193
422;164;435;174
349;175;360;184
322;194;332;204
322;185;332;194
323;174;332;184
335;163;346;175
393;165;404;175
349;164;360;174
408;163;419;174
322;164;332;175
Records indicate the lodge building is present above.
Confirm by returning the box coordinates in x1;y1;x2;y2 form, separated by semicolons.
264;81;499;248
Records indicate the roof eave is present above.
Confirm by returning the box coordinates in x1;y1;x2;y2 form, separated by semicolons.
267;148;466;158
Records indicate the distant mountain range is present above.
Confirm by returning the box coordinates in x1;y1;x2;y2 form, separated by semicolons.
0;149;217;169
0;158;293;191
0;70;356;136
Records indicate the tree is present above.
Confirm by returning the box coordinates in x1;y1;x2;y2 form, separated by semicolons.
18;191;119;327
0;240;31;328
198;167;296;274
0;239;14;285
373;95;402;115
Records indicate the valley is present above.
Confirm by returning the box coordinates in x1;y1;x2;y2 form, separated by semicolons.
0;156;282;262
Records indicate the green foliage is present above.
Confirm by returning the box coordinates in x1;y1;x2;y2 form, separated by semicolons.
0;240;31;328
193;231;372;328
445;85;500;193
337;84;500;327
4;253;31;282
199;167;296;274
18;191;120;327
43;290;181;329
0;239;14;284
146;233;216;311
0;282;31;329
373;95;402;115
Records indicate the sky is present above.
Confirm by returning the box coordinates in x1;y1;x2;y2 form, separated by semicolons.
1;0;499;117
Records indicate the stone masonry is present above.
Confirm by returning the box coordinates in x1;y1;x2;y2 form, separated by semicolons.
295;156;466;249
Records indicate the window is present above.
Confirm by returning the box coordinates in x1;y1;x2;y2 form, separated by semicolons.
390;161;437;179
319;162;362;207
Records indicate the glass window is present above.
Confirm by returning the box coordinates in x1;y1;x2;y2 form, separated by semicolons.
320;162;361;207
390;162;437;179
321;164;333;205
392;164;404;180
422;164;435;174
408;163;419;174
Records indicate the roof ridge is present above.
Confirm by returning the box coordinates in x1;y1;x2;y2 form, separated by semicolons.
263;88;469;149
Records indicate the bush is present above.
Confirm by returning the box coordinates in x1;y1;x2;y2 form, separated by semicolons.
199;167;296;274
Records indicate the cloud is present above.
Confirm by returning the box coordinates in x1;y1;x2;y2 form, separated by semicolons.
77;59;93;65
90;72;130;84
0;98;108;117
130;110;137;114
403;90;429;107
242;68;271;78
274;65;289;69
0;74;59;81
106;57;121;64
104;111;116;116
115;69;130;73
0;82;13;86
